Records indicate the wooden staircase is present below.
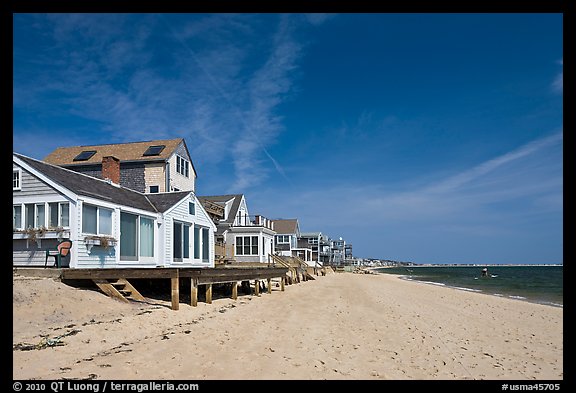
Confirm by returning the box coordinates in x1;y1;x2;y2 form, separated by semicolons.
92;278;146;303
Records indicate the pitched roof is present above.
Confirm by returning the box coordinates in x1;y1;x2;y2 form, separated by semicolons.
198;194;243;224
271;219;299;235
14;153;191;213
43;138;185;166
300;232;321;238
145;191;192;213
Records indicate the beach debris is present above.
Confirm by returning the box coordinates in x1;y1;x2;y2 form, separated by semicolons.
13;329;81;351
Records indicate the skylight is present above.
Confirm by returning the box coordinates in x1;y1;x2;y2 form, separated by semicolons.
143;145;166;156
73;150;97;161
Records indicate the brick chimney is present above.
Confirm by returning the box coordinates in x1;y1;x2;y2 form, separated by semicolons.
102;156;120;185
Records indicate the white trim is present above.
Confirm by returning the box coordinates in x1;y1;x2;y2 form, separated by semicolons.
13;155;79;201
13;168;22;190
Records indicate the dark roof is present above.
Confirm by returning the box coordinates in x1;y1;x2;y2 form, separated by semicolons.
14;153;191;213
197;194;243;224
146;192;192;213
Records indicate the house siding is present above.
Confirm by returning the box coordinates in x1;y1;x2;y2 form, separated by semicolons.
75;201;119;268
13;165;77;267
14;164;58;196
120;163;146;192
162;195;214;267
13;239;64;267
168;143;195;192
65;162;146;193
144;162;166;193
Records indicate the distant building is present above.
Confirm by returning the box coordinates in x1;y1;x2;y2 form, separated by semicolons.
272;218;301;258
198;194;275;264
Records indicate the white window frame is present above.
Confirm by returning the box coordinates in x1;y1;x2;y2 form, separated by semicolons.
13;169;21;190
120;211;155;263
82;204;114;236
276;235;290;244
13;204;23;230
48;202;70;228
176;155;190;178
236;235;259;256
173;220;191;263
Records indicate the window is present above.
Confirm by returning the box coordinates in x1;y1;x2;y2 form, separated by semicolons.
188;202;195;215
140;217;154;258
13;205;22;230
36;204;45;228
176;156;189;178
82;204;113;235
143;145;165;156
48;202;70;228
73;150;97;161
202;228;209;262
276;235;290;244
308;238;318;245
60;203;70;227
13;169;21;190
173;222;191;261
25;204;34;228
24;203;47;228
149;185;159;193
236;236;259;256
194;226;201;259
120;212;138;261
119;212;154;262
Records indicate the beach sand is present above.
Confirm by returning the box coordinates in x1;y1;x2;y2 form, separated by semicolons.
13;271;562;380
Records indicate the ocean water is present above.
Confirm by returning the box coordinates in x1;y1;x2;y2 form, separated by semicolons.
374;265;563;307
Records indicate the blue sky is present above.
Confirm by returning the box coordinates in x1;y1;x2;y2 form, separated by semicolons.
13;13;563;264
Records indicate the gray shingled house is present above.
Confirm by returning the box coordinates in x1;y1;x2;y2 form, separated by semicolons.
43;138;196;194
13;153;215;269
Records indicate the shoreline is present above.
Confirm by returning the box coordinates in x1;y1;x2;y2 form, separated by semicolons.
392;274;563;309
371;266;563;309
13;272;562;380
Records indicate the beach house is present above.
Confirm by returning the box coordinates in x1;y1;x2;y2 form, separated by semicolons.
272;218;316;264
198;194;276;264
297;232;323;267
13;153;215;269
43;138;196;194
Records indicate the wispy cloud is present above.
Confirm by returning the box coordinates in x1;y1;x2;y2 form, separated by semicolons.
14;14;317;192
425;130;563;194
250;130;562;260
552;58;563;94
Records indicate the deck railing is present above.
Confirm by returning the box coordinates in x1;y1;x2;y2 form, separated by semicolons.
233;215;275;230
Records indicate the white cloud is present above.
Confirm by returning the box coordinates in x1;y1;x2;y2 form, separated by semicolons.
552;58;563;93
14;14;312;191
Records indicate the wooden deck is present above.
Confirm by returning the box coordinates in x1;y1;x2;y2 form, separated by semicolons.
61;266;288;310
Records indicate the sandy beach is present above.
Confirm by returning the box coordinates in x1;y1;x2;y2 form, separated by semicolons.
13;270;562;380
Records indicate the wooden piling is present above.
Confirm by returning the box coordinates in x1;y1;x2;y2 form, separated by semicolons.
254;280;260;296
171;271;179;311
206;283;213;304
280;277;285;291
267;278;272;294
231;281;238;300
191;278;198;307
